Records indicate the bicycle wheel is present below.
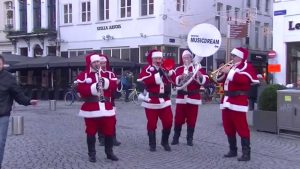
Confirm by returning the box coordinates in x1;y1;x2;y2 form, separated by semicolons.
131;92;140;105
64;91;75;106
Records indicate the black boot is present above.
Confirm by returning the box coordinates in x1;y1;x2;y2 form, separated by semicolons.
98;132;105;146
171;125;182;145
224;136;237;158
186;128;194;146
148;131;156;152
238;138;251;161
104;136;119;161
161;129;171;151
87;136;96;163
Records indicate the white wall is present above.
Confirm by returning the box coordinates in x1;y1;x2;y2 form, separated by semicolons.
273;0;300;84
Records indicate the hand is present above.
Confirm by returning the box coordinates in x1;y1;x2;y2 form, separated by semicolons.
30;100;38;105
158;68;164;77
221;66;231;74
196;71;203;78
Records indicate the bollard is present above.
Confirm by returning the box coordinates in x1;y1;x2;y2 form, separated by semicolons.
12;116;24;135
49;100;56;111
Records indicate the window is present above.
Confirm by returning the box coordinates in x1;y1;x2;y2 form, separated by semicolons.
247;0;251;7
120;0;131;18
263;23;269;50
81;1;91;22
99;0;109;20
215;3;222;30
48;0;56;30
265;0;269;12
255;21;260;49
176;0;185;12
33;0;41;30
19;0;27;32
63;4;72;24
4;1;13;29
141;0;154;16
234;8;240;22
256;0;260;11
226;5;232;21
121;48;130;61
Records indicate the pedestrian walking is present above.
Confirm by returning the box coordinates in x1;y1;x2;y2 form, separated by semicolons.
0;55;38;169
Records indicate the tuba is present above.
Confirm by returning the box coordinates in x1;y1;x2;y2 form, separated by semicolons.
176;23;222;90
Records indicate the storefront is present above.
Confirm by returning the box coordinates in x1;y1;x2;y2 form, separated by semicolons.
273;1;300;85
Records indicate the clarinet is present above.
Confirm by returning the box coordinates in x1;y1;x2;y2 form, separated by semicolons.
97;67;106;102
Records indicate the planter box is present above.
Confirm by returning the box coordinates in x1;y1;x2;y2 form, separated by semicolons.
253;110;277;133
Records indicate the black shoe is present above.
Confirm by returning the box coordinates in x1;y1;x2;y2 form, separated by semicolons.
238;138;251;161
107;154;119;161
89;155;96;163
186;128;194;146
224;150;237;158
149;146;156;152
171;138;179;145
113;137;121;146
171;126;181;145
187;139;193;146
162;144;171;151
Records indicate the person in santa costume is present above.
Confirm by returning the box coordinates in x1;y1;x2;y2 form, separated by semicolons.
76;53;119;162
217;47;259;161
171;50;209;146
137;49;175;152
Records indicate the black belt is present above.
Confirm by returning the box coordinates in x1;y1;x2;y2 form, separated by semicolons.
149;93;170;98
83;96;111;102
224;91;248;97
177;89;201;95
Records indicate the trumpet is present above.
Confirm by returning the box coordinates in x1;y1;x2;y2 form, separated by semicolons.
210;60;234;82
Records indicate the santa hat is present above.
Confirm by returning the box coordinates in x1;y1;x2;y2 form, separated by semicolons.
99;54;111;70
146;49;163;65
85;53;111;72
180;49;193;65
231;47;249;62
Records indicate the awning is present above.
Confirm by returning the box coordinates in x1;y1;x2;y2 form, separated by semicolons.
12;55;68;69
1;53;33;68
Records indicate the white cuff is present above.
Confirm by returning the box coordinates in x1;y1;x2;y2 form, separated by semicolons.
227;69;236;81
103;78;109;90
154;73;162;85
91;83;98;96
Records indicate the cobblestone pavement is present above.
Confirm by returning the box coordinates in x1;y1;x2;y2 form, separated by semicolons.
2;100;300;169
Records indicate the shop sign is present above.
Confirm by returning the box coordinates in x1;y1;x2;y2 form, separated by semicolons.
288;21;300;31
274;10;286;16
268;64;281;73
97;24;121;31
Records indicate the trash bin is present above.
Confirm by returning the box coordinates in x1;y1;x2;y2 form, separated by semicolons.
49;100;56;111
11;116;24;135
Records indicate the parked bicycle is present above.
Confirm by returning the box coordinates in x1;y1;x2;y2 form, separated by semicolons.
64;82;80;106
116;83;141;105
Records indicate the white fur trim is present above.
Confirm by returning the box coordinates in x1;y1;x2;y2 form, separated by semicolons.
231;48;244;59
152;51;163;58
137;66;152;82
220;101;248;112
239;72;260;84
99;56;107;62
154;72;163;85
182;50;192;57
79;103;115;118
227;69;236;81
176;98;202;105
102;78;109;89
90;54;101;63
168;70;175;76
141;100;171;109
91;83;98;96
85;78;92;84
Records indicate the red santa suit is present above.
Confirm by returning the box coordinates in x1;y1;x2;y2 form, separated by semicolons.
137;50;175;152
217;47;259;161
171;50;209;146
76;53;119;162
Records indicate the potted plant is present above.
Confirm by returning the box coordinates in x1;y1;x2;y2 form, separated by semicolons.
253;84;286;133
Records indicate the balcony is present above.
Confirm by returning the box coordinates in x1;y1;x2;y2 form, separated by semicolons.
6;28;57;39
4;24;13;31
